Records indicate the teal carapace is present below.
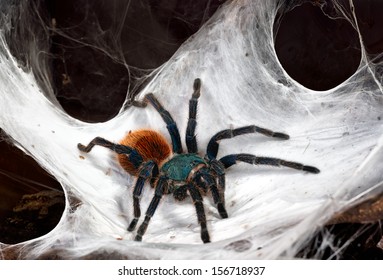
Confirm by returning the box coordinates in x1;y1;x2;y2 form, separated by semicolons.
161;154;206;181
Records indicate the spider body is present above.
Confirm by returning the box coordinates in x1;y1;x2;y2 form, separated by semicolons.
78;78;320;243
161;154;206;181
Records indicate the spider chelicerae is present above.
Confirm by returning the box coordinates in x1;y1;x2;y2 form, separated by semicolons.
78;78;320;243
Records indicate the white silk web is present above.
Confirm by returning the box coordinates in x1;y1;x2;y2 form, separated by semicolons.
1;0;383;259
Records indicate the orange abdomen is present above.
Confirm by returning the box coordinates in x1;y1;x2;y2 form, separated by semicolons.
117;129;172;175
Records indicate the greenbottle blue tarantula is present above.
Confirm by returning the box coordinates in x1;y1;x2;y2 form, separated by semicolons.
78;78;319;243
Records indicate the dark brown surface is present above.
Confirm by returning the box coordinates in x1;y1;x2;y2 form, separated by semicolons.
46;0;226;122
274;0;383;91
0;134;64;245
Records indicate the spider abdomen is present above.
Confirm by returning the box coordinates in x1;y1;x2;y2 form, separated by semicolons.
161;154;206;181
118;129;172;175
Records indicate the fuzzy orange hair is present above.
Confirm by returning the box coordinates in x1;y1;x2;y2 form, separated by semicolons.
117;129;172;175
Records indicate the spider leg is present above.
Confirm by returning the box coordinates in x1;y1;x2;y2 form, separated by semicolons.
186;78;201;153
187;184;210;243
220;153;320;173
135;177;168;241
128;160;158;231
206;125;289;159
208;159;227;217
195;169;228;219
78;137;143;168
209;182;228;219
143;93;183;154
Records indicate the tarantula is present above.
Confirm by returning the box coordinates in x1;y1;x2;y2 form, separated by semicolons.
78;78;319;243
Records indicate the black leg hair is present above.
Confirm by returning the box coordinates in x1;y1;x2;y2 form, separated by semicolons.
186;78;201;153
78;137;143;168
209;182;228;219
220;153;320;173
194;168;228;219
187;185;210;243
135;177;168;241
143;93;183;154
127;160;158;231
208;159;227;217
206;125;289;159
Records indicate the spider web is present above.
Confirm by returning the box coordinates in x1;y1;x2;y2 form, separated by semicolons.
1;0;383;259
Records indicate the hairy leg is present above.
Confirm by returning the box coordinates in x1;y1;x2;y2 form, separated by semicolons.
220;153;320;173
78;137;143;168
188;184;210;243
135;177;168;241
207;125;289;159
142;93;183;154
128;160;158;231
186;78;201;153
208;159;227;217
